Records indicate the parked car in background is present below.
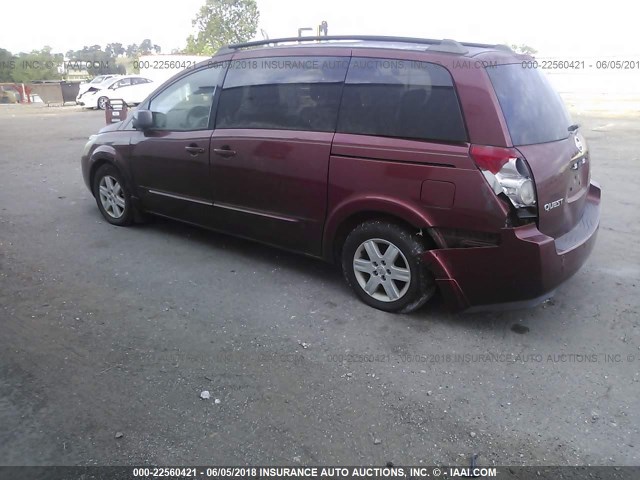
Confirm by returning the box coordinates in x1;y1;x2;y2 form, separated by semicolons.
77;75;155;109
76;74;122;99
81;36;601;313
87;74;121;85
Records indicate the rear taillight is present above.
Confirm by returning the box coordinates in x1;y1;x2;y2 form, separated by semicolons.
470;144;537;209
469;145;516;174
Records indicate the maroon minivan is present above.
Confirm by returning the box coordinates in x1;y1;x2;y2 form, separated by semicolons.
81;36;601;313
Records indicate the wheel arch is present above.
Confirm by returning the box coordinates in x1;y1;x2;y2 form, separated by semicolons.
88;144;131;196
88;155;117;196
323;198;441;264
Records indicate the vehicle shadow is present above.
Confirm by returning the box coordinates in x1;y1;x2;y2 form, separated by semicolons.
133;216;544;334
135;215;341;283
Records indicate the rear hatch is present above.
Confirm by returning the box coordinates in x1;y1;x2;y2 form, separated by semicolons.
486;64;590;238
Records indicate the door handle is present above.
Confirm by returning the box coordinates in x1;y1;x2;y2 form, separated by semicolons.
213;147;237;158
185;145;205;155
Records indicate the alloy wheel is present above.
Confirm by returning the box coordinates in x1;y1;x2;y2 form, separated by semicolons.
352;238;411;302
98;175;126;219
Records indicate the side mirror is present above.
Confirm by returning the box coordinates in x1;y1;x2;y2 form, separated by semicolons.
132;109;154;130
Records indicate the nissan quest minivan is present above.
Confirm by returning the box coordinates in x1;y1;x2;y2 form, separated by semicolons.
81;35;601;313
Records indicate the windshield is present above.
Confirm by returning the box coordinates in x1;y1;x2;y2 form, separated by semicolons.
486;64;572;145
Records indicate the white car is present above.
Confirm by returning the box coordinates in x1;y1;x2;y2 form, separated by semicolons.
76;74;123;99
77;75;156;109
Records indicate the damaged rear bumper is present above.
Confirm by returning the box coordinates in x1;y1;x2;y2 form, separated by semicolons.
423;181;601;311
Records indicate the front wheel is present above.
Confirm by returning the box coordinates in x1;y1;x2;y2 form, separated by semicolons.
97;96;108;110
92;164;134;226
342;221;435;313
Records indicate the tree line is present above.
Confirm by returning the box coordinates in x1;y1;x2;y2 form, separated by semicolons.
0;1;260;82
0;40;162;83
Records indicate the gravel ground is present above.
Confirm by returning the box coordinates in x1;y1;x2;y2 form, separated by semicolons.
0;104;638;467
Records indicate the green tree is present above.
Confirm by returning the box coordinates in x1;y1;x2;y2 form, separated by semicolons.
67;45;121;76
106;42;125;57
139;39;161;55
185;0;259;55
10;47;63;82
126;43;139;57
0;48;16;82
140;39;154;55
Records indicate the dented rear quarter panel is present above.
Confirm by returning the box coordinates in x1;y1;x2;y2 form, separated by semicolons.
323;137;511;259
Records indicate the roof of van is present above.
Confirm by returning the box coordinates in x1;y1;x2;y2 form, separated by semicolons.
219;35;519;58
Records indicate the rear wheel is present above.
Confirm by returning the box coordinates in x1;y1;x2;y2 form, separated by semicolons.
341;220;435;313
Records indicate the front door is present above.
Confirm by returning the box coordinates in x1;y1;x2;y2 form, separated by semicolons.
129;64;227;225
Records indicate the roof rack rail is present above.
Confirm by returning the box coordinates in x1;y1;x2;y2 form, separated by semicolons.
225;35;502;54
435;39;468;54
493;44;514;52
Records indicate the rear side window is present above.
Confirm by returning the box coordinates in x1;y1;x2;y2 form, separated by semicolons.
217;56;349;132
486;64;571;145
337;58;466;143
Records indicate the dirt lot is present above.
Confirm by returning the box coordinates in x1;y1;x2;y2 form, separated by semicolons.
0;104;638;467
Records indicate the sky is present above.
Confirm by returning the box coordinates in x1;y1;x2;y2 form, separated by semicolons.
1;0;638;57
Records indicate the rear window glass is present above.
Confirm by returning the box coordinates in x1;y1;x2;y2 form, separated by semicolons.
486;64;571;145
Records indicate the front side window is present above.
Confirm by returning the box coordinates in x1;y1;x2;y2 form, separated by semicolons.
216;56;349;132
148;64;226;131
337;58;467;143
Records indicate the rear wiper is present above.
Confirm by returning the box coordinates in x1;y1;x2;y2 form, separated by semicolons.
568;124;580;132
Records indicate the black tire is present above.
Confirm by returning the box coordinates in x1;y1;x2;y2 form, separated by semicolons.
92;164;134;226
341;220;435;313
97;96;108;110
